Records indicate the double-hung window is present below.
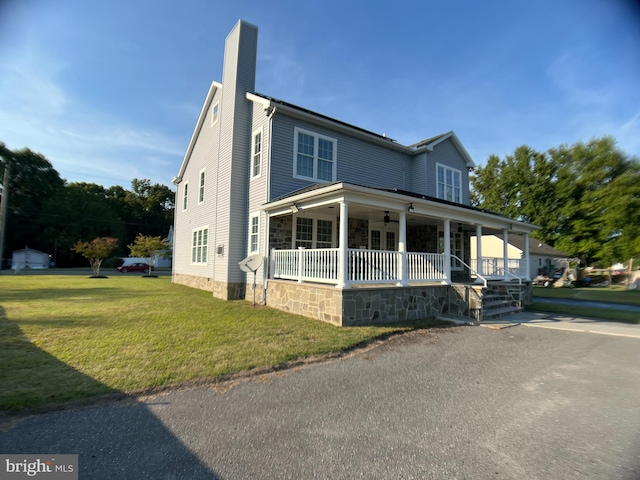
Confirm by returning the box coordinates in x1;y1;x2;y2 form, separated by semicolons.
294;216;334;249
251;128;262;179
249;214;259;253
192;227;209;264
437;164;462;203
182;182;189;211
198;168;206;203
293;127;337;182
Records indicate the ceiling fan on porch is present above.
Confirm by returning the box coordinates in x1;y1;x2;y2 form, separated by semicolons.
383;211;399;224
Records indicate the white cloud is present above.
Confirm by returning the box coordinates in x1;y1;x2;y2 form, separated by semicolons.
0;46;182;187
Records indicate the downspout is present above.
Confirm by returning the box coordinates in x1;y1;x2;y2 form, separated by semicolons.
262;105;276;304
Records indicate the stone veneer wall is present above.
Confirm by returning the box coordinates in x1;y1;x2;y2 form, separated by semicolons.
269;216;293;250
265;280;343;325
407;225;438;252
348;219;369;248
173;273;245;300
264;280;465;327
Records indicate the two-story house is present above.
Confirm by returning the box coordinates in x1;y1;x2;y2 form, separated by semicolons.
172;20;539;326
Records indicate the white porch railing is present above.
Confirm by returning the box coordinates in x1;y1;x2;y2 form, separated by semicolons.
349;249;400;283
272;248;340;284
272;248;450;285
407;252;447;282
471;257;528;279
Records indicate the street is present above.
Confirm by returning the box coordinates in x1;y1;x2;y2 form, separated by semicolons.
2;325;639;479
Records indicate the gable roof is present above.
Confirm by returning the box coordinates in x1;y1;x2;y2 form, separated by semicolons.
246;92;475;168
173;80;222;184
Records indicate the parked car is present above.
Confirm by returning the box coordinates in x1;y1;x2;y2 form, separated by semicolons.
116;262;154;273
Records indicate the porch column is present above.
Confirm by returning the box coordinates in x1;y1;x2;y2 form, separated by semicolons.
503;228;509;281
337;201;350;289
397;211;408;286
443;219;451;284
523;233;531;280
475;224;483;281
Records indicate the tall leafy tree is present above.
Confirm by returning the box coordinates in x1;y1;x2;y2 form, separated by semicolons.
472;136;640;266
1;147;65;257
35;183;126;267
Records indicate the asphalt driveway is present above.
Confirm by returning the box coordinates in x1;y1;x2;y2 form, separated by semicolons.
2;325;639;479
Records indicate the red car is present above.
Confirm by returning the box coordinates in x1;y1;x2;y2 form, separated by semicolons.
117;262;154;273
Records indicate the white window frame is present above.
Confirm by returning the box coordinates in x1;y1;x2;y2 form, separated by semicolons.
182;181;189;211
251;127;263;179
293;127;337;182
248;213;260;254
293;213;336;249
198;168;206;204
436;163;462;204
211;102;219;126
191;226;209;265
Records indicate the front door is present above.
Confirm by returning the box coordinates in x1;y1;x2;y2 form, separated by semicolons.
369;223;398;251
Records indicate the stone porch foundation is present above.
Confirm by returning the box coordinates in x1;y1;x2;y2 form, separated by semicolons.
264;280;479;326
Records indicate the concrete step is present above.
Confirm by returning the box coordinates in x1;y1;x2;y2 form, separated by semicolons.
482;305;523;320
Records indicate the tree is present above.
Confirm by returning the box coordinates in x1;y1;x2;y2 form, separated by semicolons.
471;136;640;266
128;234;171;276
1;146;65;258
34;183;126;267
72;237;119;277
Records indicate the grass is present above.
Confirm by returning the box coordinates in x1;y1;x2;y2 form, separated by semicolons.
530;285;640;324
532;285;640;305
0;276;443;412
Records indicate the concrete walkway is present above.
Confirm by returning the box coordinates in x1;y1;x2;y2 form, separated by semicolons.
482;311;640;338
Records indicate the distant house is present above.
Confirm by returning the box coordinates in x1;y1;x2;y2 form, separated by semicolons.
12;247;50;270
171;20;539;325
470;234;570;279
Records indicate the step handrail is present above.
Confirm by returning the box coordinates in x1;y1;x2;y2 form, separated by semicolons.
503;269;523;307
452;255;487;288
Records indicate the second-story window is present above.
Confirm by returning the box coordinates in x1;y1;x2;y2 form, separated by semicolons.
182;182;189;211
293;127;337;182
211;102;219;126
251;128;262;179
437;164;461;203
199;169;206;203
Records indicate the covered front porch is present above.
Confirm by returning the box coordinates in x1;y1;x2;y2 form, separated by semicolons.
260;182;536;325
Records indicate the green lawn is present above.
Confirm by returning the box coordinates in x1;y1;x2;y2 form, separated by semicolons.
532;285;640;305
530;285;640;324
0;276;442;412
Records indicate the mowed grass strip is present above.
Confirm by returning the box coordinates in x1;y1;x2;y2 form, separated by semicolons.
0;276;434;411
532;285;640;305
531;285;640;324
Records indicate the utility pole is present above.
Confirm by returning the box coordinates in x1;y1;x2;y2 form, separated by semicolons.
0;159;9;266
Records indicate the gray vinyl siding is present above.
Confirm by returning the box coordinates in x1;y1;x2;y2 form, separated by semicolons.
425;138;471;204
247;103;271;283
248;103;270;214
409;152;428;196
269;114;407;200
173;90;222;277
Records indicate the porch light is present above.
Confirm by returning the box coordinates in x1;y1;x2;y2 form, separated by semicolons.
458;223;463;233
408;203;415;213
291;203;299;213
384;211;390;224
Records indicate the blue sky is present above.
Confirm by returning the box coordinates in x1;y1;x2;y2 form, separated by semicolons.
1;0;638;189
